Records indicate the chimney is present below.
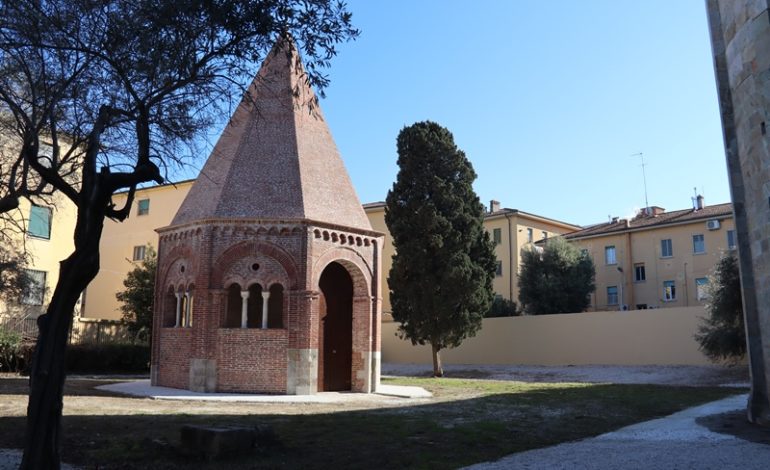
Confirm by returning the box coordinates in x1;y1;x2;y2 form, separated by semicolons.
490;200;501;213
696;194;704;210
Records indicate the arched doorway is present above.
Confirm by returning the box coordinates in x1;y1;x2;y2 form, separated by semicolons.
318;262;353;391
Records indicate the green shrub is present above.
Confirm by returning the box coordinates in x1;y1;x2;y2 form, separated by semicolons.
695;254;745;362
0;329;34;373
65;343;150;374
0;328;22;371
485;297;520;317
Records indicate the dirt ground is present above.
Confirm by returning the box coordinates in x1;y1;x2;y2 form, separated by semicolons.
382;363;751;387
0;365;753;469
0;377;435;419
0;364;749;419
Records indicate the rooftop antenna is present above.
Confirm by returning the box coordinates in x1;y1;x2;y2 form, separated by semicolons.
631;153;649;214
691;187;698;209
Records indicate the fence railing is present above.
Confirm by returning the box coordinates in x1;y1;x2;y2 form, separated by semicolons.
0;316;38;341
0;314;131;345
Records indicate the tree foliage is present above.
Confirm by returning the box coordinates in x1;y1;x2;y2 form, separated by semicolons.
385;121;496;377
0;243;28;307
0;1;358;467
695;253;745;362
116;245;156;344
485;296;520;317
518;237;595;314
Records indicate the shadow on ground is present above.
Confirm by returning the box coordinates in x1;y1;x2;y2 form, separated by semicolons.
698;410;770;445
0;377;744;469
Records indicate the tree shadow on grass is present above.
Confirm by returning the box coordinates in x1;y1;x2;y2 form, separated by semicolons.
0;383;742;469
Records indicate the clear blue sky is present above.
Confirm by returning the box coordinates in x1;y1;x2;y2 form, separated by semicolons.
193;0;730;227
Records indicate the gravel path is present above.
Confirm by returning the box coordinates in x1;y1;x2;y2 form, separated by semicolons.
464;394;770;470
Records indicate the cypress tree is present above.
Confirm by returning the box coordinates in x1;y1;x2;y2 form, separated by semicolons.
385;121;496;377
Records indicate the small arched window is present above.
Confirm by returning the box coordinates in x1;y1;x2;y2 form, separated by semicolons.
247;284;263;328
162;286;176;327
224;284;242;328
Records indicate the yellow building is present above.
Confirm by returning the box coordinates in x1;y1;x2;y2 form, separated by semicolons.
564;198;735;311
81;180;193;320
82;186;581;320
0;193;77;321
363;200;580;318
0;136;79;324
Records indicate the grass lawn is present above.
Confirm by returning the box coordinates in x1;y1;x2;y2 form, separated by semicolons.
0;375;743;469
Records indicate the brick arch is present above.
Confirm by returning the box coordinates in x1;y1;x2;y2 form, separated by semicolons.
312;246;372;297
159;244;196;292
212;240;299;289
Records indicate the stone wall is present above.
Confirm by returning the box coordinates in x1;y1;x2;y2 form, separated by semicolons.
707;0;770;424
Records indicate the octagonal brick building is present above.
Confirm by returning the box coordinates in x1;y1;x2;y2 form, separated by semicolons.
150;38;383;394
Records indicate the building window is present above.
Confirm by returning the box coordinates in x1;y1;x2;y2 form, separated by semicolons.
605;246;616;265
695;277;709;301
21;269;46;305
493;228;502;245
527;228;533;243
634;263;646;282
661;238;673;258
727;230;736;250
692;234;705;254
663;280;676;302
28;205;52;239
607;286;618;305
132;245;146;261
495;261;503;277
542;231;548;241
137;198;150;216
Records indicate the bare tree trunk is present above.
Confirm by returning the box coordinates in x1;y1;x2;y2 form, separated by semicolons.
431;343;443;377
21;208;104;469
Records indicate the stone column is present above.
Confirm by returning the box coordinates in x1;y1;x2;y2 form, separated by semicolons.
184;291;193;327
707;0;770;425
184;292;192;328
174;293;182;328
240;291;249;328
261;291;271;329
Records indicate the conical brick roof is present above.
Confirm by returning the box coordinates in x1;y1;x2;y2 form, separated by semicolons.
171;37;371;231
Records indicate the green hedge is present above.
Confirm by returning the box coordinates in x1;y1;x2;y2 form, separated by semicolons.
0;328;32;372
65;343;150;374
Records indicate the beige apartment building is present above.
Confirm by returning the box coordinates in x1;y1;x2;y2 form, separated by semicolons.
0;194;77;321
564;197;735;312
82;180;194;320
0;136;78;322
82;184;580;320
363;200;580;317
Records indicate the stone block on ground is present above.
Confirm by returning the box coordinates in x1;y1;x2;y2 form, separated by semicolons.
180;424;276;461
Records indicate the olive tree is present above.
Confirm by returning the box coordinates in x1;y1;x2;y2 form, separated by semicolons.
0;1;357;467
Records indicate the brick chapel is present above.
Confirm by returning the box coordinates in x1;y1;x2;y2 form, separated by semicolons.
150;37;383;395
